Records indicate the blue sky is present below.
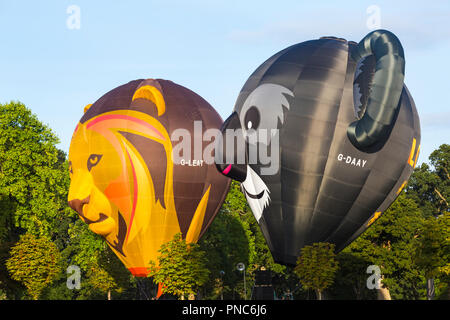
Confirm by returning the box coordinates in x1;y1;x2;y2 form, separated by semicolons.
0;0;449;165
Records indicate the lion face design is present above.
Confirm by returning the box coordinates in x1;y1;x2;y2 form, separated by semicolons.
68;125;122;238
68;84;181;274
68;80;230;276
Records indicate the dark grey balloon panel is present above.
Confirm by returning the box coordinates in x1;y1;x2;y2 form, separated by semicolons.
218;31;420;265
338;87;421;250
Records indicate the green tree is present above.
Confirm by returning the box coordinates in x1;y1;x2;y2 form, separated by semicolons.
437;213;450;278
414;214;449;279
148;233;210;300
199;209;250;299
414;213;450;299
294;242;339;300
0;101;136;300
405;143;449;299
406;144;449;218
0;101;72;240
35;217;135;300
62;219;132;300
429;144;450;215
86;244;131;300
200;181;288;299
330;252;377;300
6;233;61;299
345;194;425;299
0;101;71;299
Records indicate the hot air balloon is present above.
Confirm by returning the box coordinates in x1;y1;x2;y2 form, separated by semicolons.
215;30;420;265
68;78;230;277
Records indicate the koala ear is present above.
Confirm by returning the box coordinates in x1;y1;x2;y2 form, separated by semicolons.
132;85;166;116
84;104;92;113
347;29;405;152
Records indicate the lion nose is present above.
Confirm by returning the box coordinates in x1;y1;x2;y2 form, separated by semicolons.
68;196;90;215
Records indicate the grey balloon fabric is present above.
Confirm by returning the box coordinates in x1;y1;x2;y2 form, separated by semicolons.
215;30;421;265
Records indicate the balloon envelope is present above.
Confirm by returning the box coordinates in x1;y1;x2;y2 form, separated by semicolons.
68;79;230;276
215;30;420;265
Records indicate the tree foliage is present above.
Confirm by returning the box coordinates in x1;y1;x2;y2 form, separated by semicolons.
344;194;425;299
330;252;377;300
406;144;450;298
61;220;132;299
0;102;132;300
0;101;449;300
294;242;339;300
200;208;250;299
414;213;450;279
6;233;61;299
406;144;449;217
199;181;288;299
148;233;210;299
0;101;72;240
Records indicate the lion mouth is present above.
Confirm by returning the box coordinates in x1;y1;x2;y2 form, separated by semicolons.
79;212;109;225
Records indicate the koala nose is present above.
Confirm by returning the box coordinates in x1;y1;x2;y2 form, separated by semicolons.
216;163;247;182
68;196;90;215
215;112;248;182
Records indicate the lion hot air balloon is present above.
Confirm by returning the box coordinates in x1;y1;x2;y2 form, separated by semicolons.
68;78;230;276
215;30;421;265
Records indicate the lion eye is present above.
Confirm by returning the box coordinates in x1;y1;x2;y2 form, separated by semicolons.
87;154;103;171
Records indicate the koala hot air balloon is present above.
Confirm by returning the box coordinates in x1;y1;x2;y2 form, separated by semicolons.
215;30;421;265
68;79;230;276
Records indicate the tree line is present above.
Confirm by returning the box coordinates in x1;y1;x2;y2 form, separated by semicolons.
0;101;448;300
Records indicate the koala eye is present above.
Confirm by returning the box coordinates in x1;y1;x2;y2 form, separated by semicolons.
244;106;260;130
87;154;103;171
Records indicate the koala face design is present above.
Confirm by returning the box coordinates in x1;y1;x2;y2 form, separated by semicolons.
216;30;420;265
